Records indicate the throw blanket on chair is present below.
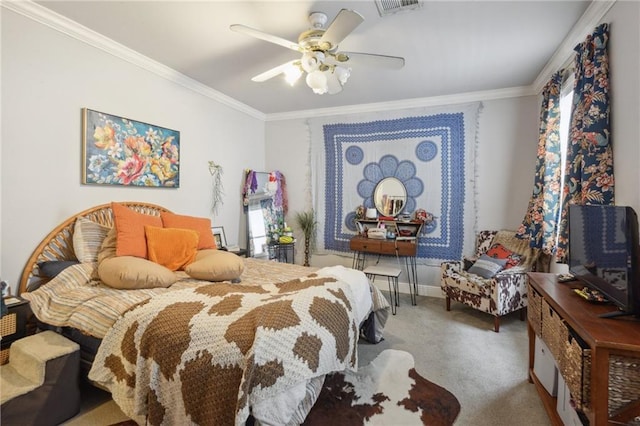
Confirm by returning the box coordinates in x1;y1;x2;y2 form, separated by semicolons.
89;272;362;426
309;102;481;265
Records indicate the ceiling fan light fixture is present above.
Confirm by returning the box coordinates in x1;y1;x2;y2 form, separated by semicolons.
334;65;351;85
326;70;343;95
306;70;328;94
283;65;303;86
233;9;404;96
301;51;325;73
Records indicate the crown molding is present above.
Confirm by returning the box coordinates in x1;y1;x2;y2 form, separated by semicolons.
4;0;612;123
2;0;266;121
532;0;616;93
264;86;536;121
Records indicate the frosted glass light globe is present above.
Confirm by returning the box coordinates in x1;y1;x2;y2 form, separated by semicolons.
335;66;351;85
306;70;328;94
283;66;303;86
326;70;343;94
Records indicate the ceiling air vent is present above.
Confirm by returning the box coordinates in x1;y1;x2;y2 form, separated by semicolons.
375;0;422;17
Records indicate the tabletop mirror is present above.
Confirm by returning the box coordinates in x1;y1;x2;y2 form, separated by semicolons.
373;177;407;217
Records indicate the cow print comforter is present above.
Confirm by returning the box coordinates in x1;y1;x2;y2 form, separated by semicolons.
88;266;371;426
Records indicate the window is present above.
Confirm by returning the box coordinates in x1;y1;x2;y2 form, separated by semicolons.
556;73;574;246
558;74;574;203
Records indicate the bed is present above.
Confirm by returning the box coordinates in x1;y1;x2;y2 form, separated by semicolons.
19;202;390;425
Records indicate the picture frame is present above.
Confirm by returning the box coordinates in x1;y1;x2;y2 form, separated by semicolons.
212;226;227;249
82;108;180;187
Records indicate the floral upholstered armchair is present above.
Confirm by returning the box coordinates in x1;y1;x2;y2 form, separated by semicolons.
440;230;541;332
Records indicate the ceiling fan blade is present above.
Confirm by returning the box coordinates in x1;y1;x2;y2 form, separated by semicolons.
338;52;405;70
230;24;300;52
251;60;299;82
320;9;364;49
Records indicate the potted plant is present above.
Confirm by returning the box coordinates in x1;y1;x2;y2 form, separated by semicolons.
294;210;317;267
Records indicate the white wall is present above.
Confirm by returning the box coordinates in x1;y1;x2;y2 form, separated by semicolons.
265;96;540;292
605;1;640;214
0;9;266;293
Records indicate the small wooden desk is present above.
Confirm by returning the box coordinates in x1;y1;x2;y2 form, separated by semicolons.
350;236;419;304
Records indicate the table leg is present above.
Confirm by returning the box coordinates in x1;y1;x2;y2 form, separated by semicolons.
403;256;418;305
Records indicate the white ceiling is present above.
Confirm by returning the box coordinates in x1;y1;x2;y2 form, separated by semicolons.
32;0;594;115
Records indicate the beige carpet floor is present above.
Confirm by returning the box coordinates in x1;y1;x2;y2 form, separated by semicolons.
63;293;550;425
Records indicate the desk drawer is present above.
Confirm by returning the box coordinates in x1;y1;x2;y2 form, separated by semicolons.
395;241;417;256
350;238;381;253
378;242;398;255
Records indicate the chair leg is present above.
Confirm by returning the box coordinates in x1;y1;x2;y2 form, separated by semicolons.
393;277;399;307
445;296;451;311
494;316;500;333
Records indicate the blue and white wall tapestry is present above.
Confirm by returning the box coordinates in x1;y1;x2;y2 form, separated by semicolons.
309;103;481;265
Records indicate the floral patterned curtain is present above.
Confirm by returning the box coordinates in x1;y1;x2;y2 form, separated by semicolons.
517;72;563;255
556;23;614;261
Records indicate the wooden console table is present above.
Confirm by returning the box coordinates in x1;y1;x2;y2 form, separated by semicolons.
527;272;640;426
350;236;419;304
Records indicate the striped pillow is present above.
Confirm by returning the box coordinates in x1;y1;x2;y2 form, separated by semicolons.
468;254;507;279
73;217;111;263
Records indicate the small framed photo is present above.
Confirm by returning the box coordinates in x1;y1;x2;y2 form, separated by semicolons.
212;226;227;249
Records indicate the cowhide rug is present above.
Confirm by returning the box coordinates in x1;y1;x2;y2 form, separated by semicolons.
110;349;459;426
303;349;460;425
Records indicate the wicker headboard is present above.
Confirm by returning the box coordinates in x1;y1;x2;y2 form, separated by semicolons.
19;202;171;295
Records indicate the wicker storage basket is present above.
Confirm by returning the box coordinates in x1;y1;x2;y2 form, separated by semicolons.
0;346;9;365
527;283;542;336
1;312;19;365
541;300;566;362
560;328;591;410
0;312;17;338
608;354;640;417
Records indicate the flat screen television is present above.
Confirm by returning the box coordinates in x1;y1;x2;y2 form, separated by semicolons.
568;204;640;318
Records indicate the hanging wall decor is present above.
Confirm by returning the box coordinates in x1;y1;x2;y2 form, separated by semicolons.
209;161;224;215
309;102;481;265
82;108;180;187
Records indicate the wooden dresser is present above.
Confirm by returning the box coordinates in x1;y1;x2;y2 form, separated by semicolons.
527;272;640;425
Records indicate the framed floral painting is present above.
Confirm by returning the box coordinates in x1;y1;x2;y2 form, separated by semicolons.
82;108;180;187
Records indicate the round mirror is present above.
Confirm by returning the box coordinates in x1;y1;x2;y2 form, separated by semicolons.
373;177;407;217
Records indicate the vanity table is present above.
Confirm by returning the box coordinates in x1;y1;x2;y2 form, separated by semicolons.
350;233;420;304
350;176;423;304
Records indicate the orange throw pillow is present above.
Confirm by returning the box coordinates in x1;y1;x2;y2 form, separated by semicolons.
145;226;198;271
160;212;217;250
485;243;524;269
112;202;162;258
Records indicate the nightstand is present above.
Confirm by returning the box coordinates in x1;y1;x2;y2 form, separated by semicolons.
1;296;31;365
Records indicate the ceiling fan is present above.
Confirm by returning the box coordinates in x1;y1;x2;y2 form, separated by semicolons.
230;9;405;95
